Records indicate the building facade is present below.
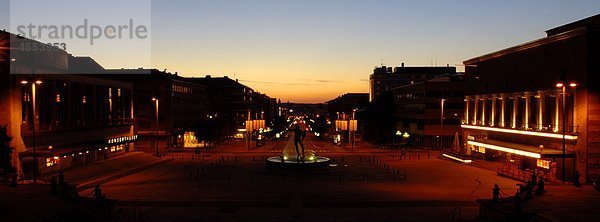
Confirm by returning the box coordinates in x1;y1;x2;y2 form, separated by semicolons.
325;93;369;121
187;76;276;138
461;15;600;182
103;69;208;152
1;31;136;179
369;64;456;101
392;74;464;149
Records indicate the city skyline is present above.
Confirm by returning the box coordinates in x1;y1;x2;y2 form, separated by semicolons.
1;0;599;103
2;2;600;221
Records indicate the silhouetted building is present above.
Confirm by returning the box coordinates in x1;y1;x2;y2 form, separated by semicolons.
187;76;276;138
102;69;208;152
369;64;456;101
252;92;278;127
392;74;464;149
461;14;600;182
1;31;136;178
280;102;326;119
326;93;369;120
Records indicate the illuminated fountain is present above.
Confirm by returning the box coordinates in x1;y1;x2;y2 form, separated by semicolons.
266;149;331;169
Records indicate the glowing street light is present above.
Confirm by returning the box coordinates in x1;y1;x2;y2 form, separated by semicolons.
152;97;159;157
556;82;576;182
21;79;42;182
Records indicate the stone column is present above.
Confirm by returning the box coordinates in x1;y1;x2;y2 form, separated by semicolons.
512;95;518;129
481;97;486;126
538;92;544;131
491;97;497;126
464;97;470;124
500;95;506;127
474;97;479;125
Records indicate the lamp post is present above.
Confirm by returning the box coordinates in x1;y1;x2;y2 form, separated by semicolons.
152;97;159;157
556;82;576;182
21;79;42;182
440;98;445;149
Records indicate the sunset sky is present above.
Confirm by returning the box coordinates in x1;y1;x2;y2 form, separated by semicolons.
2;0;599;103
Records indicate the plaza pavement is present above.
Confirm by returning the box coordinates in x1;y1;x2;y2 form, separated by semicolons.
5;134;600;221
74;134;520;221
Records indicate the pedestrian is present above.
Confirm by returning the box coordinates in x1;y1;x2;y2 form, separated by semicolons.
574;170;581;187
93;184;105;202
514;190;522;214
536;178;545;195
51;176;58;193
9;167;17;188
593;179;600;191
531;172;537;186
58;171;65;185
524;184;533;201
492;183;500;203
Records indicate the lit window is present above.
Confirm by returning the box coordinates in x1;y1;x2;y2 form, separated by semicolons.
537;159;550;169
46;156;60;167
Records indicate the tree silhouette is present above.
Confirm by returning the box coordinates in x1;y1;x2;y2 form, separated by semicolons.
0;125;13;178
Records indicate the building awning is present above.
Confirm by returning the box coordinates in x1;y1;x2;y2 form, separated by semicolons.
468;139;574;159
19;135;137;158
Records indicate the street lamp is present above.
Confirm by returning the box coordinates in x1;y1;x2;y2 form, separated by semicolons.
556;82;576;182
152;97;159;157
21;79;42;182
440;98;446;149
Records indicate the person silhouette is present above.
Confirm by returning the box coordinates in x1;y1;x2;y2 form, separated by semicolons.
293;125;306;161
